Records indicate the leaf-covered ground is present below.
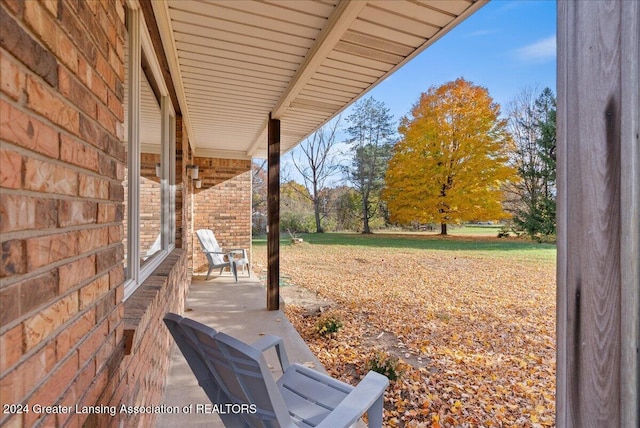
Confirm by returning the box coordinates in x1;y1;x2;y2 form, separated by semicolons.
253;237;556;427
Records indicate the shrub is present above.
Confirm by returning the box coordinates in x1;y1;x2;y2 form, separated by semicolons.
535;233;557;244
280;211;314;233
315;311;343;336
366;351;404;381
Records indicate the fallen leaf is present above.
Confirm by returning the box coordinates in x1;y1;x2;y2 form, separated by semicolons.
255;239;556;425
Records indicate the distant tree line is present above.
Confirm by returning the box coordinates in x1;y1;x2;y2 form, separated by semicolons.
252;82;556;241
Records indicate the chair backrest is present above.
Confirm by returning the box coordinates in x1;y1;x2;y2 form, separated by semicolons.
196;229;226;266
209;332;293;427
163;314;248;427
164;314;292;427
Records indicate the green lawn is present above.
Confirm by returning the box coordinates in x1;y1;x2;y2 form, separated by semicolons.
444;224;504;236
253;231;556;262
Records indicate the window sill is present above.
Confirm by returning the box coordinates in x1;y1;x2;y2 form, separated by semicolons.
123;249;185;355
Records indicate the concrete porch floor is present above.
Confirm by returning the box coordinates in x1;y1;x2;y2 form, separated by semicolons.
156;274;325;427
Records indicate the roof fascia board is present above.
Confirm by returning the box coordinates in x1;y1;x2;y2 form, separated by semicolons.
249;0;488;159
151;0;198;152
288;0;490;155
247;0;367;157
371;0;490;95
271;0;367;119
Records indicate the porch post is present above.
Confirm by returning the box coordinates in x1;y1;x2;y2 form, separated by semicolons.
557;1;639;427
267;115;281;310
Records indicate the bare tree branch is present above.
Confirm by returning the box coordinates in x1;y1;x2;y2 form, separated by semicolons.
289;116;343;232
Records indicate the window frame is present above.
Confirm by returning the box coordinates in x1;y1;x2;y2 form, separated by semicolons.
124;3;176;300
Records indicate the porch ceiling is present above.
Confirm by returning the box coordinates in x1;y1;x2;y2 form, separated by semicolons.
151;0;487;159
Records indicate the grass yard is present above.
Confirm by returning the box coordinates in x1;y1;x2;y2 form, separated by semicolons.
379;224;506;237
253;233;556;427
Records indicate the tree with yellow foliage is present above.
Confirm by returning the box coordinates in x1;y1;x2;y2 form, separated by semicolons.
383;78;516;235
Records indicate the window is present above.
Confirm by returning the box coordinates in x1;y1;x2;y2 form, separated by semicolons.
139;72;162;261
123;5;175;300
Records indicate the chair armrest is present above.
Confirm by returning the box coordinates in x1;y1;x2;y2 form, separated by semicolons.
203;250;236;261
226;248;248;258
202;250;228;255
315;371;389;428
251;335;290;371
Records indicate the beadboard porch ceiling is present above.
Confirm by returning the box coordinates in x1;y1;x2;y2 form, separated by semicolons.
150;0;486;160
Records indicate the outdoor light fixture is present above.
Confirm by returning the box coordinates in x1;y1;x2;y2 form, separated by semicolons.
194;179;202;189
186;164;199;179
155;162;161;178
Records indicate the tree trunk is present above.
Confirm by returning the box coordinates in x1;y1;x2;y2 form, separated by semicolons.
362;216;371;234
314;202;323;233
362;195;371;234
440;223;448;235
313;181;323;233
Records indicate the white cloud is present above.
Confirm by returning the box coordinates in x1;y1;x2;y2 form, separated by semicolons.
516;35;556;63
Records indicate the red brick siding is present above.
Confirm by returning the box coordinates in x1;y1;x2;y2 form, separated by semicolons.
191;158;252;274
0;1;189;427
92;249;188;428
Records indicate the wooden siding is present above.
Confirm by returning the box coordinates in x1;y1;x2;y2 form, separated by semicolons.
556;1;639;427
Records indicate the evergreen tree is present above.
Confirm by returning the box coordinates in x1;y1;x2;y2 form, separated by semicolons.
344;97;395;234
505;87;557;239
535;88;557;236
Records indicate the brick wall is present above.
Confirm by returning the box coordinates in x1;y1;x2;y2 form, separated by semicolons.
191;158;252;275
101;249;187;428
0;1;190;427
139;153;161;255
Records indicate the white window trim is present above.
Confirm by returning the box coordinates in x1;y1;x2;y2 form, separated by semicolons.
124;3;176;301
164;97;177;248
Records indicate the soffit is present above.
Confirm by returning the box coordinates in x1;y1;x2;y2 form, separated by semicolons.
152;0;486;159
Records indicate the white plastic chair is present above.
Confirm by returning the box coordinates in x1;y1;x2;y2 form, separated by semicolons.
163;313;389;428
196;229;249;282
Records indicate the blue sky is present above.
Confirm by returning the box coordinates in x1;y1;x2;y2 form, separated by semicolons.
285;0;557;180
356;0;557;124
